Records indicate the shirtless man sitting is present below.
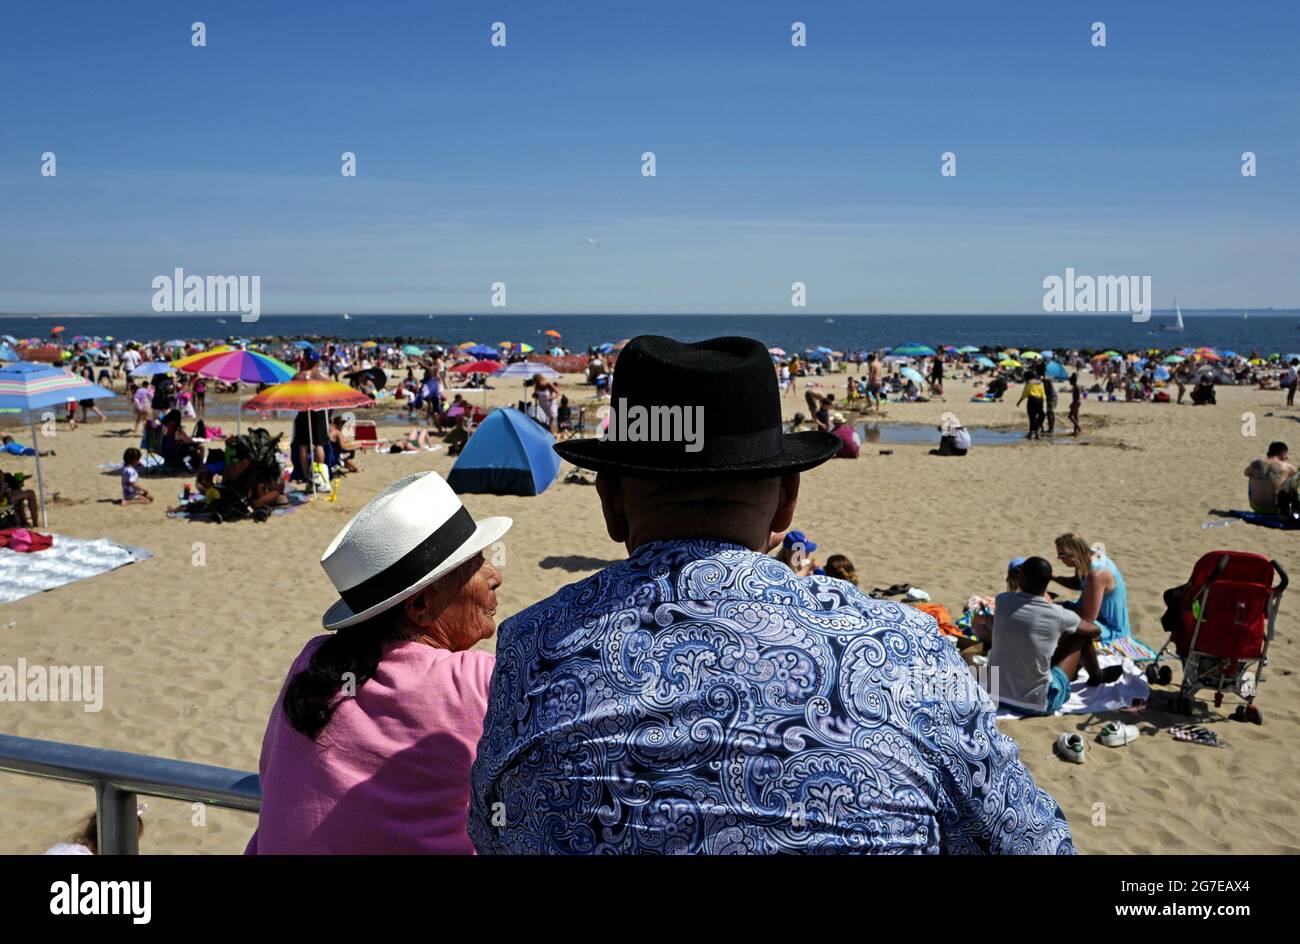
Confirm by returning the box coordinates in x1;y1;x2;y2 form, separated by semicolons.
1245;441;1296;514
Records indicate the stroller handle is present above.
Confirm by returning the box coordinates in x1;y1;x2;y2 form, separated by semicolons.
1273;559;1289;593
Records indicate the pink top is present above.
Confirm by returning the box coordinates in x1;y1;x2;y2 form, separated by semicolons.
245;635;494;855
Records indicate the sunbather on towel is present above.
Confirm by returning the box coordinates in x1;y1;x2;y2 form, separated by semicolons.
988;557;1115;717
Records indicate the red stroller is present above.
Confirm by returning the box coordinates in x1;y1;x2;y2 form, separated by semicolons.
1148;550;1287;723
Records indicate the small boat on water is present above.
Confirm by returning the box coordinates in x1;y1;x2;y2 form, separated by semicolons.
1160;301;1184;333
342;313;351;320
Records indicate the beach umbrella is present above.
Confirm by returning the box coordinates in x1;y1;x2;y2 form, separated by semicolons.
1286;354;1300;364
451;360;502;374
768;347;786;356
1154;366;1171;380
0;362;115;524
0;343;19;362
975;356;996;368
1221;350;1238;359
1249;358;1265;365
890;343;936;357
292;340;315;349
611;339;630;352
243;379;373;494
177;348;297;435
899;367;925;385
457;341;477;350
548;346;565;356
957;345;981;354
466;344;498;358
402;344;424;356
543;329;562;339
50;326;65;335
513;343;535;354
0;335;16;345
1046;360;1069;380
130;361;177;378
492;361;558;379
1020;351;1042;360
360;341;378;349
1102;350;1120;358
998;358;1021;368
1163;355;1185;364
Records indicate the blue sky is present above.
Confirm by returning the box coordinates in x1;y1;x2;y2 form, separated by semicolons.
0;0;1297;314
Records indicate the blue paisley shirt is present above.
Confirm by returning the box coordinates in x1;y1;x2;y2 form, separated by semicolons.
469;540;1074;854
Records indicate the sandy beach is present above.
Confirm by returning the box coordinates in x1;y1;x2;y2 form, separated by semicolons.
2;373;1297;854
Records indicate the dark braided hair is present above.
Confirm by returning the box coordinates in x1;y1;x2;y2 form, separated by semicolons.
282;608;408;739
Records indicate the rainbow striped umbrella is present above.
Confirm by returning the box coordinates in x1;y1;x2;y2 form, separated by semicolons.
243;378;371;413
177;348;295;435
244;379;372;494
177;348;294;384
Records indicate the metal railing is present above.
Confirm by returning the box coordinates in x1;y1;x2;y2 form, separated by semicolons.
0;732;260;854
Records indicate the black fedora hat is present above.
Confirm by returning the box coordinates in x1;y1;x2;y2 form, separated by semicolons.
554;335;841;479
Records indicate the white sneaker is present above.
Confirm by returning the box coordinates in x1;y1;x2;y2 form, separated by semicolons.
1098;722;1139;747
1054;732;1086;764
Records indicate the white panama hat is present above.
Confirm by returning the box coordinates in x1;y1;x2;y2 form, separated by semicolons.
320;471;512;630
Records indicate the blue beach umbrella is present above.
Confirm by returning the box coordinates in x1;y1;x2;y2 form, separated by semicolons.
957;345;981;354
900;367;925;384
0;343;20;362
975;356;996;368
467;344;499;358
1045;360;1069;380
890;343;937;357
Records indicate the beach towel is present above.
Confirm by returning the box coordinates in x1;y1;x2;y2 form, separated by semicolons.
0;535;151;603
1100;635;1158;664
1211;509;1293;530
909;602;964;637
994;653;1150;720
166;490;309;522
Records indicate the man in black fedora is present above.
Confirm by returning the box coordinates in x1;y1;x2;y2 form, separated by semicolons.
470;335;1072;854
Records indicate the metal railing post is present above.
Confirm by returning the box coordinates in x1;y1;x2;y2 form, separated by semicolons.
96;783;140;855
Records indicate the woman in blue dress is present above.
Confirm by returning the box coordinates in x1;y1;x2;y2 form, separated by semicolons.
1052;532;1131;643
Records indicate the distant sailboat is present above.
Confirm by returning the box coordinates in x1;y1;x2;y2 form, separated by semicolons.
824;318;834;324
342;313;351;320
1243;310;1248;320
1160;301;1184;333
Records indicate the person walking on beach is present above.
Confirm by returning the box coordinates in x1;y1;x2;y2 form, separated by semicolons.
1285;359;1298;408
928;354;944;398
247;472;511;854
469;335;1074;855
866;352;883;414
1067;373;1082;436
1017;367;1047;439
1043;372;1057;434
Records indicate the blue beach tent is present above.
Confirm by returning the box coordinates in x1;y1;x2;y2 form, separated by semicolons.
447;407;561;496
1045;360;1069;380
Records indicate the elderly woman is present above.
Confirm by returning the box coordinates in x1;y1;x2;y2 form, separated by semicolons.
247;471;510;854
1052;532;1132;643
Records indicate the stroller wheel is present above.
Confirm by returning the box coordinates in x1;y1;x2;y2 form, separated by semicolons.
1157;665;1173;686
1232;705;1248;722
1145;665;1159;684
1247;705;1262;725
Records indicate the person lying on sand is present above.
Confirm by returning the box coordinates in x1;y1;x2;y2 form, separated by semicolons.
1;434;53;457
988;557;1118;718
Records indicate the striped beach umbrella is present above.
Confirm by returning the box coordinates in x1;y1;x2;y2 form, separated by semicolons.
244;379;372;493
177;348;296;435
0;362;115;524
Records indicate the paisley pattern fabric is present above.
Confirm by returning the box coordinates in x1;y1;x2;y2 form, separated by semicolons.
470;540;1073;854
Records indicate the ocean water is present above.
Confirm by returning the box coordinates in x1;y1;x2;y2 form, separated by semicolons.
3;313;1298;356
